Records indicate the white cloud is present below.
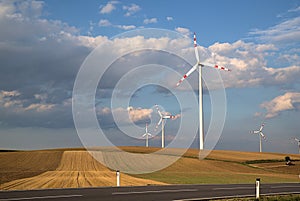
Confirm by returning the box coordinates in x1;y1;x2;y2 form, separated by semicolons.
97;106;181;127
249;16;300;44
127;107;153;122
0;1;15;16
0;90;20;97
98;19;111;27
175;27;190;35
143;18;157;24
260;92;300;118
98;19;136;30
24;103;55;112
97;106;153;125
166;16;173;21
123;3;140;16
288;6;300;13
116;25;136;30
0;90;55;113
277;53;300;65
18;0;44;18
206;40;300;89
0;90;22;108
0;0;299;129
76;35;108;48
99;1;119;14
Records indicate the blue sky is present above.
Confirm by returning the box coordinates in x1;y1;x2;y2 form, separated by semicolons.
44;0;297;44
0;0;299;153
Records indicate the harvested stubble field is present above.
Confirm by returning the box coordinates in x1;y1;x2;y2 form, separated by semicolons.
0;147;299;190
0;149;165;190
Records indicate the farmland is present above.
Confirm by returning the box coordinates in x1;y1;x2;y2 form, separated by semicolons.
0;147;299;190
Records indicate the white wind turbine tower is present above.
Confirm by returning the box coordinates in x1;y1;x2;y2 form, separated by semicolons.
156;105;175;148
250;123;267;153
176;32;231;150
141;123;152;147
294;138;300;154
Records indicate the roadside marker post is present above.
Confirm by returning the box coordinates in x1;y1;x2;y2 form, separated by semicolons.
256;178;260;199
116;170;120;187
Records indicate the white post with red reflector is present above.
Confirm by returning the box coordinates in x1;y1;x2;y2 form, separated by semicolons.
116;170;120;187
256;178;260;199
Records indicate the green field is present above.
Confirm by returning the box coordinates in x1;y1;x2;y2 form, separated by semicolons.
127;147;300;184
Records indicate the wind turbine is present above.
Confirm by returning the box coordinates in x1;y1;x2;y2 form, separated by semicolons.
250;123;267;153
156;105;175;148
294;138;300;154
141;123;152;147
176;32;231;150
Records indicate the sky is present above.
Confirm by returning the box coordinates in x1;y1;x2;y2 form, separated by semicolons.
0;0;299;153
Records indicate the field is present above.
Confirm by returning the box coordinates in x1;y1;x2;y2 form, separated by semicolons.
0;147;299;190
0;149;165;190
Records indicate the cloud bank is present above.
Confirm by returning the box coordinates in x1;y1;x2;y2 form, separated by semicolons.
0;0;299;130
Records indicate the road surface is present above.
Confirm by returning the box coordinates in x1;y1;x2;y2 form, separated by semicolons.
1;183;300;201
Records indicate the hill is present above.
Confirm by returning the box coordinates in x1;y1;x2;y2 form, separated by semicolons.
0;147;299;190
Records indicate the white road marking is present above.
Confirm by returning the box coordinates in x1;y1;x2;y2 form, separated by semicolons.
112;188;198;195
0;194;83;201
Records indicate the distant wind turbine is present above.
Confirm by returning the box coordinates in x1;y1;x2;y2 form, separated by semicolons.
155;105;175;148
250;123;267;153
141;123;152;147
176;32;231;150
294;138;300;154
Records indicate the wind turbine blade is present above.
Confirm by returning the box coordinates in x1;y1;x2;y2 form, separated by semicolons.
194;32;200;63
157;118;162;127
295;138;300;142
155;105;163;117
158;110;162;117
260;132;266;140
163;115;174;119
251;130;260;134
176;64;198;86
200;62;231;72
259;123;265;132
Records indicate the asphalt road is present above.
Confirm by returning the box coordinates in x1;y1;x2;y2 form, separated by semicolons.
0;183;300;201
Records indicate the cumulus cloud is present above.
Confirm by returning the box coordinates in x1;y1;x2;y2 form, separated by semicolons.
96;106;181;129
99;1;119;14
0;0;299;130
97;106;153;127
175;27;190;35
0;0;44;18
0;1;93;128
0;90;72;127
207;40;300;89
127;106;153;122
143;18;157;24
123;3;140;16
260;92;300;118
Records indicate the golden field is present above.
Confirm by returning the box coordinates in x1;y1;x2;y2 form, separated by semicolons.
0;147;299;190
